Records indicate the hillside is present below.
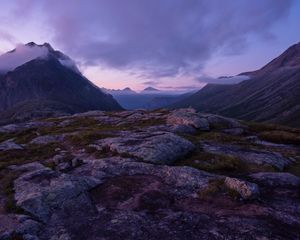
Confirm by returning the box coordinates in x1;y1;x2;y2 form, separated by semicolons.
171;42;300;127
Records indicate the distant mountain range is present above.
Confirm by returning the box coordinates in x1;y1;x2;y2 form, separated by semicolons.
0;42;122;124
142;87;160;92
170;42;300;127
103;87;195;110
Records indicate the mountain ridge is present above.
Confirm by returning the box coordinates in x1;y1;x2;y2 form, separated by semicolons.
170;42;300;127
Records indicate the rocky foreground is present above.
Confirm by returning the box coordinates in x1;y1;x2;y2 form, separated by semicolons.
0;108;299;240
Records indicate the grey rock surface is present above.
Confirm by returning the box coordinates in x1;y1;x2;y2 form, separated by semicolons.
0;109;299;239
167;108;210;130
201;142;291;170
96;131;195;164
0;139;23;151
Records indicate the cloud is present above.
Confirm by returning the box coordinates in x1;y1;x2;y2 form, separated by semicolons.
142;81;159;86
7;0;295;78
0;44;48;72
197;75;250;84
0;30;16;44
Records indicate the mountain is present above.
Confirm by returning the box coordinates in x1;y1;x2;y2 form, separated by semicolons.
122;87;135;93
0;42;122;124
103;87;137;95
145;91;197;109
107;88;193;110
171;42;300;127
102;85;192;110
142;87;159;92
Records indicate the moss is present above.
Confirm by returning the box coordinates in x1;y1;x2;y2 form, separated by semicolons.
179;147;278;175
198;178;240;200
0;132;13;143
199;132;243;144
179;151;243;173
242;163;276;173
246;121;299;133
149;108;170;114
0;169;24;214
66;131;114;146
43;161;56;170
259;131;300;145
5;232;24;240
0;128;39;145
198;178;225;198
0;143;61;170
246;121;300;145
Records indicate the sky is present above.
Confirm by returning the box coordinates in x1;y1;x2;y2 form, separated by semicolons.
0;0;299;91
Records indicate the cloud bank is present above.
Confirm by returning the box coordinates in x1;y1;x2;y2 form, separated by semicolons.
197;75;251;85
6;0;295;78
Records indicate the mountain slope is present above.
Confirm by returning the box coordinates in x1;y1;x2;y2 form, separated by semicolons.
171;42;300;127
0;43;122;124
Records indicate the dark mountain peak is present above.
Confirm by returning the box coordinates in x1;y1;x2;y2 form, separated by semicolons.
25;41;38;47
143;87;159;92
123;87;133;91
0;43;122;123
25;42;54;51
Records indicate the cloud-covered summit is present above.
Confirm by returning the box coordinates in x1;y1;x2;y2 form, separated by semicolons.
0;43;48;72
0;42;80;74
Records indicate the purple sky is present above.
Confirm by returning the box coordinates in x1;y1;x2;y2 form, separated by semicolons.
0;0;299;91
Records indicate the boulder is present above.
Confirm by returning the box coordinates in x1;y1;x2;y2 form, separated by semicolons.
73;157;217;197
200;114;245;130
167;108;209;130
14;166;99;223
170;124;197;135
96;131;195;164
224;177;260;200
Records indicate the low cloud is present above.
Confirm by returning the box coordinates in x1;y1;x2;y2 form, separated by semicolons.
197;75;250;84
161;85;203;92
0;44;48;72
